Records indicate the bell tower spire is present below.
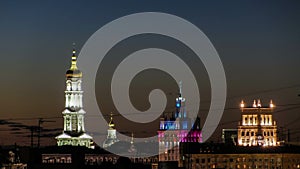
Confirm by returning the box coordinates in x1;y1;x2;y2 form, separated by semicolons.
70;43;78;70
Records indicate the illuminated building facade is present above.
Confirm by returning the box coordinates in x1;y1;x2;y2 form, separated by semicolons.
238;99;277;146
56;49;93;149
103;113;119;148
158;82;202;163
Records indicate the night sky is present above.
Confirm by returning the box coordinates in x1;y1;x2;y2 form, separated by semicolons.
0;1;300;146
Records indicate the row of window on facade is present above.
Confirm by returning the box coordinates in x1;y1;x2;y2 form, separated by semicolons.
191;156;300;169
159;121;188;130
242;115;273;126
193;164;283;169
130;157;159;164
162;155;178;161
158;132;197;138
66;81;81;91
159;141;180;147
57;139;91;147
42;154;72;164
240;138;275;144
85;156;118;165
85;156;158;165
240;130;275;137
65;94;83;108
195;157;283;163
64;114;84;131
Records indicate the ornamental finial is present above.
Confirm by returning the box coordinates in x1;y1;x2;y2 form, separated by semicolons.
240;100;245;108
108;112;115;128
70;43;78;70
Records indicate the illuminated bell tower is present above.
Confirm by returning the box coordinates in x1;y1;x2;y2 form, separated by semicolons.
238;99;277;146
103;113;119;148
56;48;93;149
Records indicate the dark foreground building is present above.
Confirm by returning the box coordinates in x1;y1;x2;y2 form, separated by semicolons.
180;142;300;169
27;146;154;169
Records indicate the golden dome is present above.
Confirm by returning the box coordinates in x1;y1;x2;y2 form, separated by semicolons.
66;49;82;78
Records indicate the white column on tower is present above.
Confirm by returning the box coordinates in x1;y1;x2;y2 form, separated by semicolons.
63;116;66;131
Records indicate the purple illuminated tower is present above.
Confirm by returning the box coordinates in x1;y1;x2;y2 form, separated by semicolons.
158;81;202;163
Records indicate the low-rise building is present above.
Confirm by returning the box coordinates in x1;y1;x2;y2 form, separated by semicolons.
180;142;300;169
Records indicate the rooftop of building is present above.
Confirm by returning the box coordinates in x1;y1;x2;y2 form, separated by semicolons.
240;99;275;109
180;142;300;154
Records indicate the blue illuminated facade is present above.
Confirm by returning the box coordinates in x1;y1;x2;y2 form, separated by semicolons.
158;82;202;162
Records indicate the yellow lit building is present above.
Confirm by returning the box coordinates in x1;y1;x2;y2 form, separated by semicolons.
238;99;277;147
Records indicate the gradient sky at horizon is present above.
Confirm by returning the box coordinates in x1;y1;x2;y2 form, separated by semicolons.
0;1;300;146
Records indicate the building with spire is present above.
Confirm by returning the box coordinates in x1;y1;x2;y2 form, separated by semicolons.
103;113;119;148
55;48;93;149
238;99;278;146
158;82;202;163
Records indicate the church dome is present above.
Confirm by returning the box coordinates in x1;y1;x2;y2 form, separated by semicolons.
66;69;82;78
66;49;82;78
